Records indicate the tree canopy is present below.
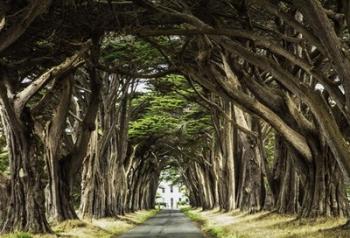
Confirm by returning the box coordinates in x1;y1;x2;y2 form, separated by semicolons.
1;0;350;234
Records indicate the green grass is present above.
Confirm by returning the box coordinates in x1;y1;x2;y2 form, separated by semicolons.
56;209;159;238
207;227;227;237
133;209;159;223
2;232;32;238
182;208;350;238
182;207;230;237
0;209;159;238
181;207;206;226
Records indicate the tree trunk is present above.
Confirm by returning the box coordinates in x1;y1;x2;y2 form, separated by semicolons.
235;109;265;212
300;139;349;217
79;129;107;218
0;107;51;233
45;77;77;221
221;101;236;211
209;98;236;211
0;76;51;233
209;137;220;208
272;135;299;214
0;174;10;225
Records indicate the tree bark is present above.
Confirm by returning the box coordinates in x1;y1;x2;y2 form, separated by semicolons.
0;82;51;233
300;139;349;217
272;135;299;214
45;77;77;222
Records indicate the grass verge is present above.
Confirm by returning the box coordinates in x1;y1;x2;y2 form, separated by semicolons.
181;207;228;238
181;207;350;238
1;209;158;238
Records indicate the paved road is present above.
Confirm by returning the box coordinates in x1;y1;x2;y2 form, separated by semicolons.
120;209;205;238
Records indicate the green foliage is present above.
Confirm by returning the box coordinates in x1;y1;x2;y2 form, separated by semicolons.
129;75;212;140
264;129;275;166
160;167;181;183
0;151;9;173
346;182;350;201
102;37;157;64
129;75;213;189
0;132;8;174
129;93;185;138
101;36;172;72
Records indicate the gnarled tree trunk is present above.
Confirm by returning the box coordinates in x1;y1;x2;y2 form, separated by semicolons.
0;94;51;233
272;135;300;214
45;77;77;222
300;138;349;217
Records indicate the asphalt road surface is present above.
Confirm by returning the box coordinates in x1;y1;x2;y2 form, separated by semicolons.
120;209;205;238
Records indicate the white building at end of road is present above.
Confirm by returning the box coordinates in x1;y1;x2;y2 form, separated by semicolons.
156;181;187;209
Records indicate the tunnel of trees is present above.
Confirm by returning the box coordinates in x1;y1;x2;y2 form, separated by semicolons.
0;0;350;234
